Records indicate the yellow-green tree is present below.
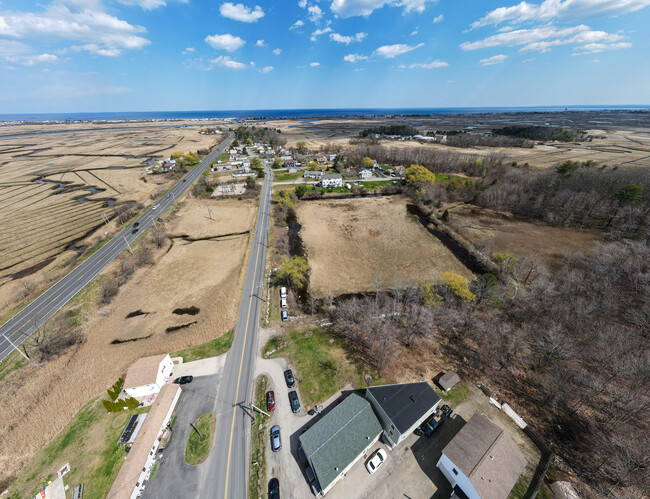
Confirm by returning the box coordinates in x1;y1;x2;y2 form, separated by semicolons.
183;152;200;165
276;256;310;289
405;164;436;199
171;151;184;162
361;156;374;169
296;141;307;153
441;272;476;302
250;157;262;168
492;252;519;273
273;190;296;211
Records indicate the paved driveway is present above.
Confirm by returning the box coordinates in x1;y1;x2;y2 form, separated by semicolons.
142;373;221;499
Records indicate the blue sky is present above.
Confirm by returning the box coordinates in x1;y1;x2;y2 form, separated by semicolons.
1;0;649;112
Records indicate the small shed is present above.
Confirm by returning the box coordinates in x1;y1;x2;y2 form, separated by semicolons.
439;371;460;392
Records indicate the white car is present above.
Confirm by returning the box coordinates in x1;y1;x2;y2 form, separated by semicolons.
152;205;158;210
280;287;287;299
281;297;287;309
365;449;387;474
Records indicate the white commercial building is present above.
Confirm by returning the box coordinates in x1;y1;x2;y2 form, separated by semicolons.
123;354;174;399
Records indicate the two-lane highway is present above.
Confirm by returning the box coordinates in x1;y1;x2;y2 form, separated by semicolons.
202;163;273;498
0;134;234;362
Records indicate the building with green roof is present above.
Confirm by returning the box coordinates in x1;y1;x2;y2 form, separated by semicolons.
299;392;383;495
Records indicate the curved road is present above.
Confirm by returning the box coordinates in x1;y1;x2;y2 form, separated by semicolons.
0;134;234;363
201;163;273;498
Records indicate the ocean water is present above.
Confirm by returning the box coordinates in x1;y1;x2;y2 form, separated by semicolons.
0;106;648;123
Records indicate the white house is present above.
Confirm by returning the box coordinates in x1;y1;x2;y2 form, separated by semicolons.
436;413;526;499
123;354;174;399
365;382;441;448
358;168;373;179
328;154;337;162
304;170;323;180
321;173;343;188
107;384;182;499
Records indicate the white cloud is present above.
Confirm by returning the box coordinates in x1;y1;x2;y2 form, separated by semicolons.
310;61;320;66
273;48;282;55
471;0;650;29
205;33;246;51
411;28;419;36
0;40;31;57
256;39;265;47
298;0;308;7
433;14;444;23
574;41;631;53
291;19;305;29
409;59;448;68
211;55;246;69
219;2;265;22
184;47;195;52
480;54;507;65
5;53;58;66
374;42;423;58
308;4;323;22
310;27;333;41
344;53;368;62
593;58;601;62
330;32;367;44
261;65;274;73
330;0;436;18
461;24;628;54
0;2;150;57
116;0;188;9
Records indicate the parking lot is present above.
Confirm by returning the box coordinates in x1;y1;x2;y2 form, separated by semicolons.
257;354;463;499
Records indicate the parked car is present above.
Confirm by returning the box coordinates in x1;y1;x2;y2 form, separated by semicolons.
420;414;441;436
133;222;140;227
281;297;287;309
288;390;301;413
284;369;295;388
131;228;138;234
281;309;288;321
280;286;287;298
440;404;453;418
173;375;193;384
152;205;158;210
266;390;275;411
268;478;280;499
366;449;387;474
166;193;171;198
183;179;187;182
270;425;282;452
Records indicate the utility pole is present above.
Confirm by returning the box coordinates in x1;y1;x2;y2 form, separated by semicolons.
123;236;133;255
2;333;29;361
207;206;214;220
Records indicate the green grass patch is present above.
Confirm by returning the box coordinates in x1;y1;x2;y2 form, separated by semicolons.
441;382;470;407
150;462;159;480
170;415;177;429
185;412;215;465
9;397;150;499
264;327;384;408
217;151;230;162
171;329;234;362
274;172;303;182
249;375;270;499
508;471;552;499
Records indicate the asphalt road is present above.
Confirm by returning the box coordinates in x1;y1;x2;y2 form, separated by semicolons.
0;134;234;363
201;164;273;499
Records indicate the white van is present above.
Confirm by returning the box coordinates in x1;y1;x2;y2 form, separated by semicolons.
280;287;287;299
281;298;287;309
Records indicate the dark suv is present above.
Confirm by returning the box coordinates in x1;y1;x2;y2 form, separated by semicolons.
288;390;301;413
284;369;295;388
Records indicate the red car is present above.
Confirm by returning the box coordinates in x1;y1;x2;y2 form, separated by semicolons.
266;390;275;411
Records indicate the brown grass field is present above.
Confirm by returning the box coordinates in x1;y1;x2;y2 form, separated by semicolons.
0;122;224;307
447;204;604;269
296;196;474;297
0;196;256;489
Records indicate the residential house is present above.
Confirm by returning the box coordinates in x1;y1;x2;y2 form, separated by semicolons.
107;384;182;499
284;160;297;168
280;155;293;161
287;166;301;174
358;168;373;179
365;382;441;448
299;393;383;496
328;154;337;162
436;413;526;499
123;354;174;399
304;170;323;180
321;173;343;188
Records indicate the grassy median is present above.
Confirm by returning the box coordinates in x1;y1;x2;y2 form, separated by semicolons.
185;412;215;466
249;375;270;499
171;330;234;362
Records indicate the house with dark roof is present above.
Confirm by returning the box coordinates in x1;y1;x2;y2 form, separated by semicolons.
436;413;526;499
299;392;383;495
365;382;441;448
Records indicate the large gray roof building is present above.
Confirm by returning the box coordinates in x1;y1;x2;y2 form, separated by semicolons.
299;392;382;495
